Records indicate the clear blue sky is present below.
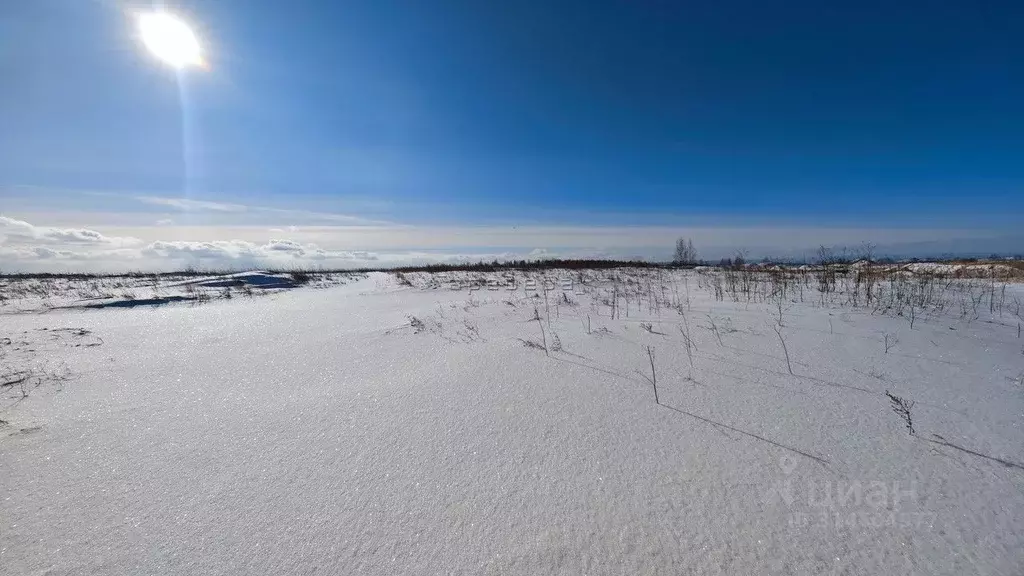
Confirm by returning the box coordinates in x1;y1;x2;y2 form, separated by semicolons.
2;0;1023;229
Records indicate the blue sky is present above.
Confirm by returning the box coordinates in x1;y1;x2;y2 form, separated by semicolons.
1;0;1022;270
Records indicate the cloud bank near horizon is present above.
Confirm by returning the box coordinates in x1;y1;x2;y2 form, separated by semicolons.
0;215;582;272
1;213;1020;273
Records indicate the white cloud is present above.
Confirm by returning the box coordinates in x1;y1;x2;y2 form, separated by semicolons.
0;215;392;272
0;238;383;272
140;239;380;265
264;239;305;253
0;217;559;272
155;218;175;226
1;215;138;246
32;246;77;259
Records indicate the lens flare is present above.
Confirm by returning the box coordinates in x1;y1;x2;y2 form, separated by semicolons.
138;12;203;69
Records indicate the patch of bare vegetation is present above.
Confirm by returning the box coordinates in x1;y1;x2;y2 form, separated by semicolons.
1;334;76;403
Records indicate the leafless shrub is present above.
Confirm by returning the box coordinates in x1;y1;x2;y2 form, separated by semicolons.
549;331;562;352
2;359;70;400
408;316;426;334
75;282;105;300
771;323;794;375
610;277;619;319
290;271;313;285
640;322;654;333
33;279;54;299
679;314;697;379
706;315;724;346
1;368;34;398
461;319;482;341
885;391;915;435
642;345;659;404
884;333;898;354
394;272;413;287
532;307;548;356
541;280;552;326
683;275;692;311
518;338;546;350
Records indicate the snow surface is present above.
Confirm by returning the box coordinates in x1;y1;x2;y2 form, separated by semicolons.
2;270;1023;575
0;271;359;313
901;262;1021;277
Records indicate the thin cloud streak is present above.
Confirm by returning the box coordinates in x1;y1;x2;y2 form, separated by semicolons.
135;196;250;212
130;194;399;226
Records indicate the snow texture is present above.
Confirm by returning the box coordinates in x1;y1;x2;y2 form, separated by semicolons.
2;269;1023;575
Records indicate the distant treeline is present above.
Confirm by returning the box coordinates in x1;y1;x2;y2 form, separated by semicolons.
2;255;1022;279
0;259;689;279
384;258;685;273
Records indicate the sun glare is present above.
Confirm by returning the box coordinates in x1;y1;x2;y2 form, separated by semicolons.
138;12;203;69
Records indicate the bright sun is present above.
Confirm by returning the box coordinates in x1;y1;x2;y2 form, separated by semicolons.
138;12;203;69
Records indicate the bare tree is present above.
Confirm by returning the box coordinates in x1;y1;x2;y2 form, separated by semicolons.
733;250;747;269
857;241;876;263
817;245;835;265
673;237;698;264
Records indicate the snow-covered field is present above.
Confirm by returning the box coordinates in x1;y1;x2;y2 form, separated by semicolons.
2;268;1023;575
